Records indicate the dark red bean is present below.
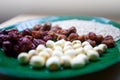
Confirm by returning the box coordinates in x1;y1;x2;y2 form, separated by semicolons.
33;24;42;31
22;28;32;36
41;22;51;31
43;35;53;42
88;32;97;40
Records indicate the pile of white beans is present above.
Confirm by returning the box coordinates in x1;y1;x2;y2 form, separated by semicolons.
17;39;107;71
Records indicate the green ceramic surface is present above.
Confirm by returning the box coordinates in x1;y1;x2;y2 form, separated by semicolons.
0;16;120;79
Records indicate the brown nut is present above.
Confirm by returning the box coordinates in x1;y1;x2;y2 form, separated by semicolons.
67;33;78;41
41;22;51;31
57;35;67;40
78;35;85;42
68;26;76;34
88;32;97;40
101;39;115;48
33;24;42;31
95;35;104;44
87;39;96;47
104;35;114;40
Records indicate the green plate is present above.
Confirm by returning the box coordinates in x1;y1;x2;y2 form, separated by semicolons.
0;16;120;79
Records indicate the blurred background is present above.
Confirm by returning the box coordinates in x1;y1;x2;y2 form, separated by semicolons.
0;0;120;23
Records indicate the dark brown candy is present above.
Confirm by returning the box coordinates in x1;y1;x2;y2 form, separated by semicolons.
22;28;32;36
57;35;67;40
102;39;115;48
33;38;45;47
43;35;53;42
78;35;85;42
68;26;76;34
33;24;42;31
95;35;104;44
88;32;97;40
87;39;96;47
67;33;78;41
41;22;51;31
18;37;33;52
31;31;42;39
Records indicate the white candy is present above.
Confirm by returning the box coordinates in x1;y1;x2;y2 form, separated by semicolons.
38;51;50;60
86;50;99;60
54;46;63;52
63;46;73;52
73;44;82;49
55;40;64;48
44;48;53;56
17;52;29;64
52;50;63;57
76;54;89;63
94;46;103;54
71;56;86;69
46;56;60;70
75;48;85;55
64;41;73;47
30;56;45;68
98;44;107;52
60;55;72;67
83;44;93;53
72;40;81;45
28;50;37;58
64;49;76;57
46;40;54;49
82;41;90;47
36;44;46;53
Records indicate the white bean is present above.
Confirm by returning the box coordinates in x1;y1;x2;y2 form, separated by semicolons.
30;56;45;68
17;52;29;64
46;56;60;71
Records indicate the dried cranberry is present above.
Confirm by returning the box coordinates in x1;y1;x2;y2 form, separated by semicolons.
88;32;97;40
22;28;32;36
18;37;32;52
68;26;76;34
33;38;45;46
41;22;51;31
43;35;53;42
67;33;78;41
33;24;42;31
31;31;42;39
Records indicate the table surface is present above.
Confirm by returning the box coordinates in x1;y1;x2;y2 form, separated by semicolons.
0;15;120;80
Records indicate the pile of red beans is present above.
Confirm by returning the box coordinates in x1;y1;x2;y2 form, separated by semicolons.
0;22;115;57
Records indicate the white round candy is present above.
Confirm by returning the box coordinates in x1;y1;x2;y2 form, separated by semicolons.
60;55;72;67
76;54;89;63
54;46;63;52
28;50;37;58
83;44;93;53
86;50;99;60
46;40;55;49
44;48;53;56
98;44;107;52
17;52;29;64
38;51;50;59
36;45;46;53
82;41;90;47
63;46;73;52
94;46;103;54
73;44;82;49
46;56;60;70
75;48;85;55
64;49;76;57
71;57;85;69
64;41;73;47
30;56;45;68
55;40;64;48
72;40;81;45
52;50;63;57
